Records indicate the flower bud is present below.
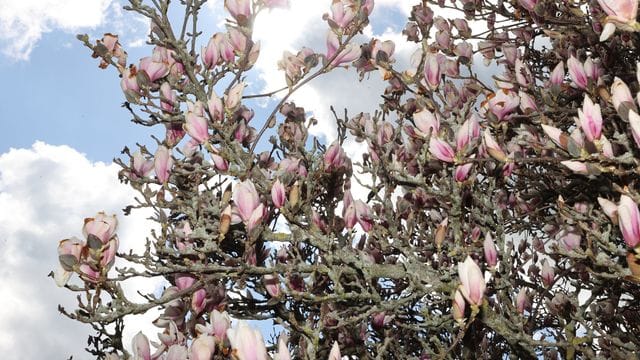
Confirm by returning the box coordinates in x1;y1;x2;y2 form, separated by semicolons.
458;256;485;306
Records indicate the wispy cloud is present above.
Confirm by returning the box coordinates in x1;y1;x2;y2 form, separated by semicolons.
0;142;158;359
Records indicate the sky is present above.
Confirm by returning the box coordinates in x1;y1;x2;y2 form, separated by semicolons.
0;0;416;358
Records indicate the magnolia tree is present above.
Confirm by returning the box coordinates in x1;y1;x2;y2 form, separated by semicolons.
54;0;640;358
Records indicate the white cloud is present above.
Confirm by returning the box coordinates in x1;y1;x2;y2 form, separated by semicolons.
0;142;158;359
0;0;114;60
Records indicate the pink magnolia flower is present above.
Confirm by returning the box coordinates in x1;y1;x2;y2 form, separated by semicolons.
326;31;361;66
330;0;356;28
483;129;507;162
519;91;538;113
541;260;554;287
184;101;210;144
598;197;619;223
518;0;537;11
225;82;245;110
83;212;118;244
190;335;215;360
202;35;220;69
423;53;441;90
487;89;519;121
629;110;640;148
452;289;466;322
263;274;281;297
324;141;350;172
484;233;498;267
228;27;247;53
516;288;530;314
343;192;374;232
413;109;440;137
362;0;374;15
191;288;207;314
458;256;485;306
619;195;640;248
175;274;196;291
212;310;232;340
55;237;85;286
455;163;474;182
429;137;455;163
561;160;588;175
225;0;251;20
549;61;565;86
567;56;588;89
271;179;286;208
100;237;119;267
215;33;235;62
456;114;481;151
154;146;174;183
611;77;636;114
166;345;188;360
227;321;268;360
597;0;638;38
132;332;151;360
139;48;170;82
576;95;602;142
233;180;265;231
515;58;532;87
130;151;154;179
328;342;341;360
120;65;140;94
160;82;177;113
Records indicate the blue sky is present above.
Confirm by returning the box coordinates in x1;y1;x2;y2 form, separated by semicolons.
0;1;413;358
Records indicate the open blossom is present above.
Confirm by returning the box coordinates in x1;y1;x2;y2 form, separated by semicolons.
413;109;440;137
83;212;117;244
139;47;170;82
567;56;588;89
326;31;361;66
597;0;638;40
227;321;268;360
343;191;374;232
429;137;455;163
233;180;265;231
329;0;356;28
618;195;640;248
120;65;140;94
487;89;519;121
458;256;485;306
576;95;602;142
324;141;350;172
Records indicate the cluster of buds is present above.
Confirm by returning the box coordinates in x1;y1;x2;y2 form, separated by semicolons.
55;212;118;286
